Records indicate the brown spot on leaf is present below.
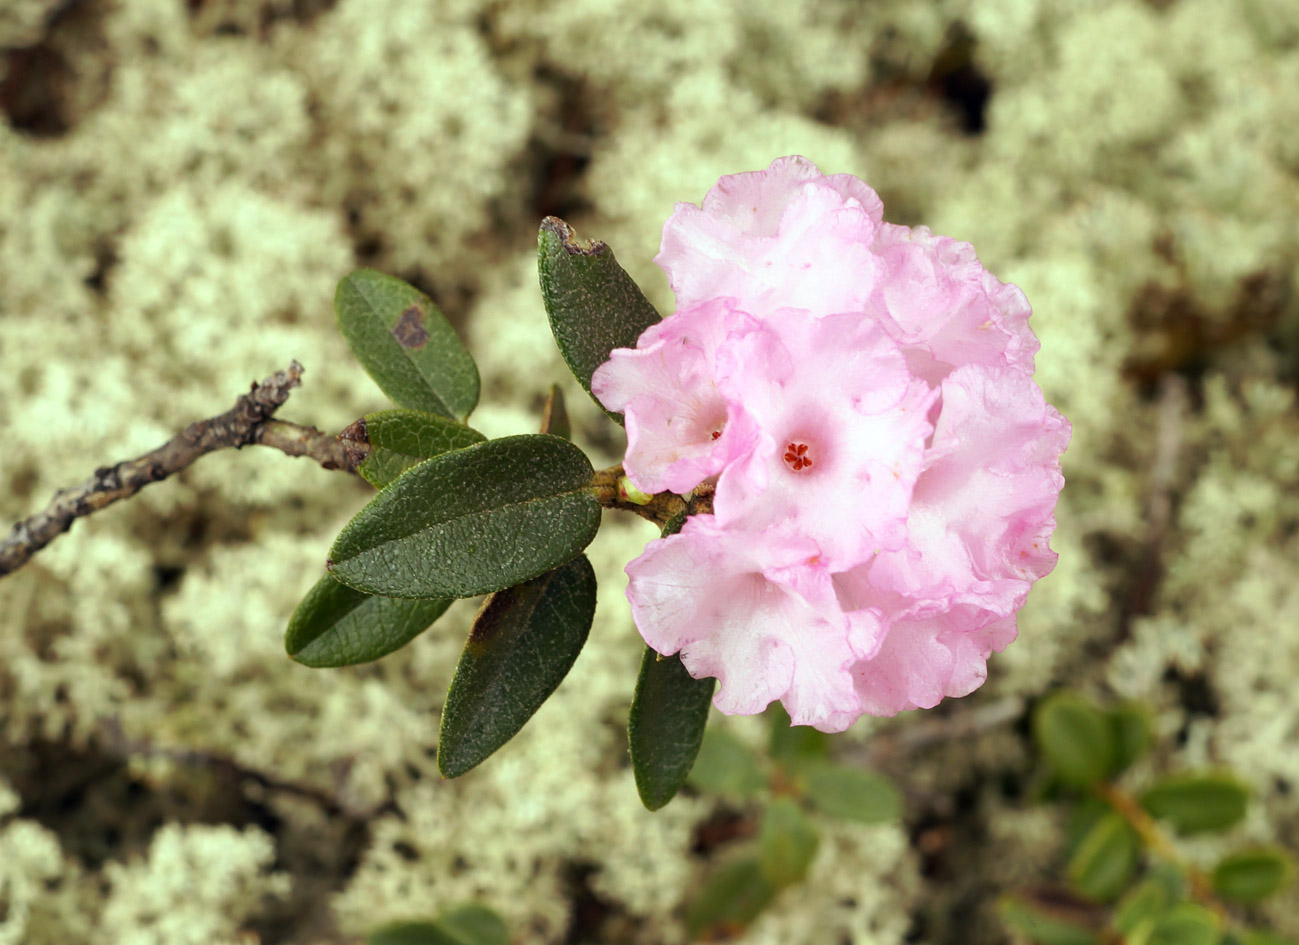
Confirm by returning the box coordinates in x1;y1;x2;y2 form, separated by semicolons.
338;418;371;468
392;305;429;348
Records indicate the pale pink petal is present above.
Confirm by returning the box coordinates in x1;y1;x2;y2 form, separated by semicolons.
713;313;936;568
625;516;875;730
591;299;760;495
870;223;1040;383
658;157;884;316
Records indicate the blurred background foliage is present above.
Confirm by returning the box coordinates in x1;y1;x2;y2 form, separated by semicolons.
1;0;1297;942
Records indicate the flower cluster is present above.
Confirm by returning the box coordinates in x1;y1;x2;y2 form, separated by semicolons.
593;157;1069;731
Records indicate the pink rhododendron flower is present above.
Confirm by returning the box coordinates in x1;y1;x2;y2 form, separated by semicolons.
598;156;1069;731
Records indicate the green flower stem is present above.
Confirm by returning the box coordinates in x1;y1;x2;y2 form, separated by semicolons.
588;465;712;528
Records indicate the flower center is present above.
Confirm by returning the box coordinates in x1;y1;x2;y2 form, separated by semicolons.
783;441;813;471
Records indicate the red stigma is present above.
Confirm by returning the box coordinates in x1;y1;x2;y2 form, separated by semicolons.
783;442;813;471
711;430;722;440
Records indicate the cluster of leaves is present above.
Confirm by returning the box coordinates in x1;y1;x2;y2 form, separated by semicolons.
283;220;719;809
682;705;901;940
1001;691;1294;945
367;903;509;945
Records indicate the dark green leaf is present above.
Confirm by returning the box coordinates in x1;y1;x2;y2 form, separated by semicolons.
1033;692;1115;788
1108;703;1152;776
336;270;480;419
329;435;601;599
539;384;571;440
803;763;901;824
1211;848;1293;903
686;853;778;940
438;555;597;778
1146;902;1222;945
628;648;714;811
1067;811;1140;902
341;409;486;489
537;217;660;423
758;798;820;888
997;896;1100;945
1140;773;1249;835
435;904;510;945
285;573;451;667
687;728;767;798
767;702;830;770
367;921;466;945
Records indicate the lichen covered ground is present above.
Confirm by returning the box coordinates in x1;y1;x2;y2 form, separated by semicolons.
1;1;1297;942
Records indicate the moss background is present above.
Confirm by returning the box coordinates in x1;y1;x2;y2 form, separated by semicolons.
1;0;1297;942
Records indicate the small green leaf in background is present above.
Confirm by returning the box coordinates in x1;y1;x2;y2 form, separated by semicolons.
438;554;597;778
1238;931;1299;945
435;904;511;945
367;904;508;945
757;798;820;888
1067;811;1141;902
285;573;451;667
539;384;571;440
1033;691;1115;788
686;854;777;940
628;648;714;811
329;434;601;599
368;922;465;945
1112;877;1170;936
767;702;830;771
688;729;767;799
1140;773;1250;835
537;217;661;423
803;763;901;824
1146;902;1222;945
336;270;480;420
341;409;486;489
1107;703;1152;777
1211;847;1294;903
997;895;1100;945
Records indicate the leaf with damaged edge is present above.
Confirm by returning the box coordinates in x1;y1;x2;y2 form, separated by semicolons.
285;572;451;667
342;409;486;489
328;435;601;599
336;269;480;420
537;217;660;424
438;554;597;778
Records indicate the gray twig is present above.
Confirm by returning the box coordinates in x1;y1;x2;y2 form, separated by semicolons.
0;361;355;579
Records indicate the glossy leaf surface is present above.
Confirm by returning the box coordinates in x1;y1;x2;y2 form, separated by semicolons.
438;555;597;778
285;573;452;667
336;269;480;420
329;435;601;599
537;217;660;423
